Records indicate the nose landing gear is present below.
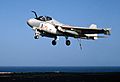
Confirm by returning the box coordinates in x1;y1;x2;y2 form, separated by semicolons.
34;29;40;39
34;35;39;39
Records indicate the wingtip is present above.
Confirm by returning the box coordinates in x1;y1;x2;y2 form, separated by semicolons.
104;28;111;35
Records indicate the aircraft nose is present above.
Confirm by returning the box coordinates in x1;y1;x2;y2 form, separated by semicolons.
27;19;33;27
27;18;40;27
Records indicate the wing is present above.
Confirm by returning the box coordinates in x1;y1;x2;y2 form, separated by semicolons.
59;24;111;35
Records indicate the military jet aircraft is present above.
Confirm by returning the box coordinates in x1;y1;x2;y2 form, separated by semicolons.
27;11;111;46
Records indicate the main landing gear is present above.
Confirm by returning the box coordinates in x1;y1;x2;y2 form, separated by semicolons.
52;37;57;46
51;37;71;46
65;36;71;46
66;40;71;46
52;40;57;46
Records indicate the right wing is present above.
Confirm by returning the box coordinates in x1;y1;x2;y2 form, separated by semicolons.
59;24;111;35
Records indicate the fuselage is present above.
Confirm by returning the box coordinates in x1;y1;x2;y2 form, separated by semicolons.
27;18;67;38
27;18;78;38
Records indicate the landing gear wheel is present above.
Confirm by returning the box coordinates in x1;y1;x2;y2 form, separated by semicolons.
66;40;71;46
34;35;39;39
52;40;57;46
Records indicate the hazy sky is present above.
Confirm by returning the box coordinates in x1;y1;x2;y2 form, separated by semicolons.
0;0;119;66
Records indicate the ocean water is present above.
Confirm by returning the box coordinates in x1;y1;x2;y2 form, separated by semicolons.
0;66;120;73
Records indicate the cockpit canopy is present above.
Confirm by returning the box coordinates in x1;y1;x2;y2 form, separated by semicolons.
36;16;52;21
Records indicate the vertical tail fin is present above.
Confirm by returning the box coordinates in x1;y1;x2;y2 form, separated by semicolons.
87;24;98;40
89;24;97;29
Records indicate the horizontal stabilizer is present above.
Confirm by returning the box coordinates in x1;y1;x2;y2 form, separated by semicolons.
97;36;109;38
85;34;98;40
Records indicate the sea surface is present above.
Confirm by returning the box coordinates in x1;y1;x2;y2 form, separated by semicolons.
0;66;120;73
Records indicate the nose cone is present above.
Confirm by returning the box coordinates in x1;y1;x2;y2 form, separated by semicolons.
27;18;40;28
27;19;33;27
